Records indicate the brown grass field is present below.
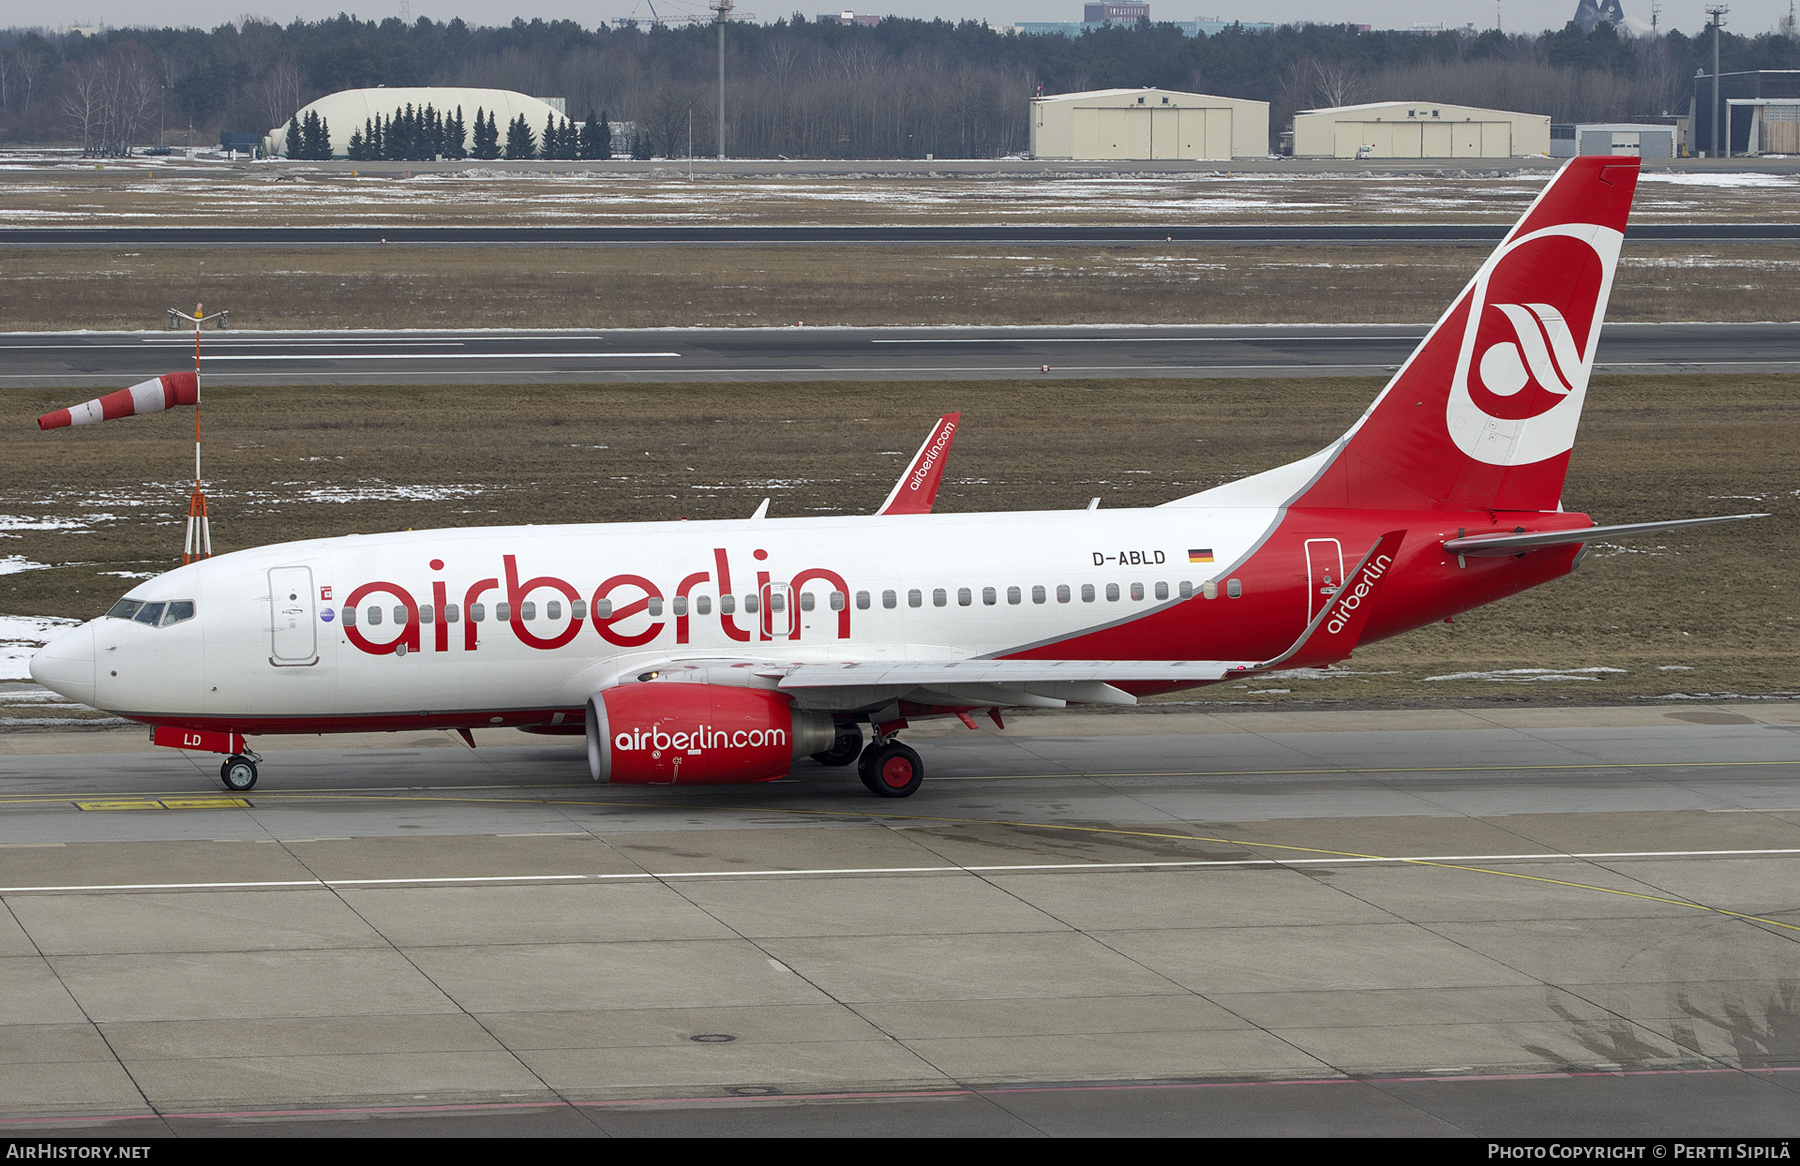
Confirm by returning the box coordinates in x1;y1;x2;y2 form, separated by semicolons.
2;243;1796;331
2;374;1795;714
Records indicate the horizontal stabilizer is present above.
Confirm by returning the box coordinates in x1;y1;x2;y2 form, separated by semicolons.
876;413;961;516
1442;513;1768;557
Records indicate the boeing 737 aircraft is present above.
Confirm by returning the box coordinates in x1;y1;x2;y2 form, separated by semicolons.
28;156;1761;797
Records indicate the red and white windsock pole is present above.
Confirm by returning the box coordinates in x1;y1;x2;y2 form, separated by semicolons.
35;301;215;562
183;303;210;563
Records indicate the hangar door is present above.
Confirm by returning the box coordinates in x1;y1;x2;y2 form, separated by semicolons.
1335;122;1424;158
1073;106;1233;160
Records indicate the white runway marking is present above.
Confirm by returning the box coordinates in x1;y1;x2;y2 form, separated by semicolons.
4;846;1795;895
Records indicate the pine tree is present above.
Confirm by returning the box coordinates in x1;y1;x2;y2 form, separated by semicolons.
543;113;558;159
445;106;467;159
284;117;301;158
505;113;536;159
471;108;500;160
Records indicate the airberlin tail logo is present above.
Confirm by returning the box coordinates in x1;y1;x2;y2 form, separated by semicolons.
1479;303;1580;399
1446;224;1622;467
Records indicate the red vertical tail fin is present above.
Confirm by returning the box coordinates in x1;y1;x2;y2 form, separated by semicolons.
1289;157;1640;514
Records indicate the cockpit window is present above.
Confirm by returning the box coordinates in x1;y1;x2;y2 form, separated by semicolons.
107;598;195;627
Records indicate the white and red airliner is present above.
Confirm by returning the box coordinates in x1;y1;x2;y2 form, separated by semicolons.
29;156;1761;797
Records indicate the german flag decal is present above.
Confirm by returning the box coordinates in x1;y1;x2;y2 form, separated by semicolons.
1188;548;1214;564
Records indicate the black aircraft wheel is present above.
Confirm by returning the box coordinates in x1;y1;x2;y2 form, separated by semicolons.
860;742;923;798
811;724;865;767
220;755;258;792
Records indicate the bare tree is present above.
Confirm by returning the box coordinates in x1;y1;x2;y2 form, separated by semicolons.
251;60;304;132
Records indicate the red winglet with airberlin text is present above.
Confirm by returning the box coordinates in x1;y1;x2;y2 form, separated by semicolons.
1250;530;1406;672
875;413;960;516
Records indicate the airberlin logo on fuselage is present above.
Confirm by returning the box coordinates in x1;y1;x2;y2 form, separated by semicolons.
614;725;787;753
339;547;851;658
1324;553;1392;636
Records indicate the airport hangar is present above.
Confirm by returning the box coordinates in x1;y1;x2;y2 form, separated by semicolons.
265;86;569;157
1293;100;1552;159
1029;87;1271;161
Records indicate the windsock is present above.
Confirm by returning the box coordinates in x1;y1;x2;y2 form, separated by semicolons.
38;371;198;431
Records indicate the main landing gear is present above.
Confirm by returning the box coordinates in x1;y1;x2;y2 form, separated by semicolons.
859;738;923;798
220;754;259;792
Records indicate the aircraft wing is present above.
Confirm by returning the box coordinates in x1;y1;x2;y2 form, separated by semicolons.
874;413;960;515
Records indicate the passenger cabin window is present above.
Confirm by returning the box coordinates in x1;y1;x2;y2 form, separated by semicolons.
420;605;434;623
933;588;948;608
958;587;972;607
342;605;356;627
469;603;485;622
1178;581;1193;599
1154;582;1168;600
1105;583;1120;602
1032;585;1046;605
908;590;922;608
444;604;460;623
831;591;846;611
1202;581;1218;600
719;594;734;614
768;593;784;613
1226;578;1243;598
857;591;872;610
1081;584;1096;603
571;600;586;620
881;590;896;609
647;597;664;616
1131;583;1145;601
696;595;712;615
519;602;535;621
673;596;688;616
366;606;383;626
496;603;511;621
799;591;815;612
1007;586;1021;605
546;600;562;620
744;594;759;614
1056;585;1071;603
594;599;613;618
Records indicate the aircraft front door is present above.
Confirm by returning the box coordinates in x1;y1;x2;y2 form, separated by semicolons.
269;565;319;665
1304;538;1345;623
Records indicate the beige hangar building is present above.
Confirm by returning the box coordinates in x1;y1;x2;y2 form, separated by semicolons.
1030;87;1271;161
1293;101;1551;159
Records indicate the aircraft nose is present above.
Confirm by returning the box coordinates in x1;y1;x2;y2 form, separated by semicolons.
30;622;96;707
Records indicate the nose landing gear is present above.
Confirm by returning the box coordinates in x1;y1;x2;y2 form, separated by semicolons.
220;754;259;792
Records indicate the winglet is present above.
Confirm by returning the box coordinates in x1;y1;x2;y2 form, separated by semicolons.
1250;530;1406;672
875;413;961;516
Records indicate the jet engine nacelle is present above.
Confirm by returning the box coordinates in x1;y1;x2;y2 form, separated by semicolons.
585;682;837;784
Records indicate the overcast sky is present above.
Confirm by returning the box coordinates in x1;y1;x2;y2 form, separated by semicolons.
35;0;1794;42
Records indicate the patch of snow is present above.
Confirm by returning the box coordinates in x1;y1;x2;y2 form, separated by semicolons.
1423;667;1628;683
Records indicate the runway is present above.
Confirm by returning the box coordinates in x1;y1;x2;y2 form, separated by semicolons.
0;705;1795;1135
5;322;1796;388
4;223;1796;247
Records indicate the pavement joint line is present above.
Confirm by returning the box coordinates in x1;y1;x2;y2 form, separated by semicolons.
7;756;1796;806
8;1063;1800;1127
197;352;683;361
2;847;1796;895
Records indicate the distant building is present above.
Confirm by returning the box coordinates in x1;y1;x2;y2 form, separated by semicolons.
1293;101;1550;158
267;87;569;158
1571;0;1625;32
1031;87;1270;160
817;10;882;24
1692;70;1800;156
1084;2;1150;20
1016;19;1274;36
1550;122;1676;158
